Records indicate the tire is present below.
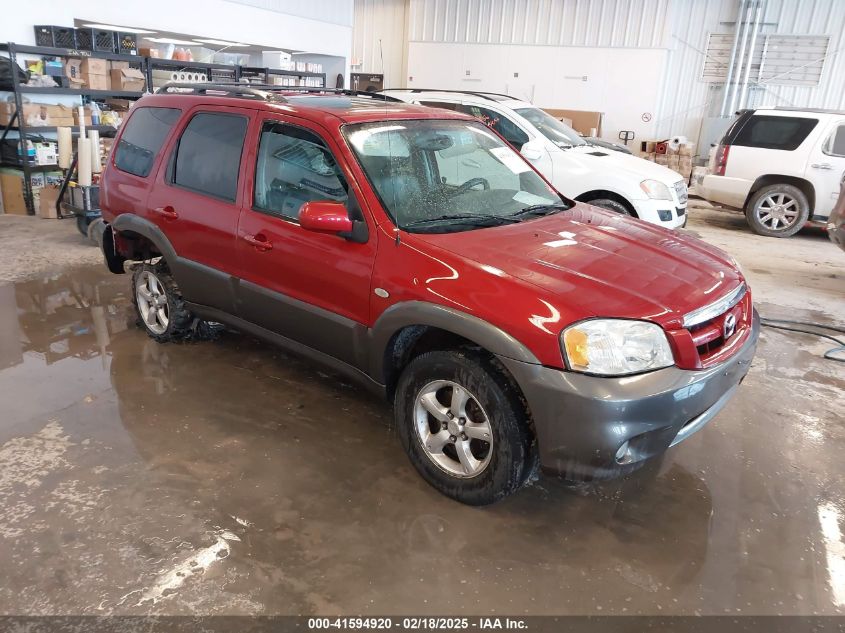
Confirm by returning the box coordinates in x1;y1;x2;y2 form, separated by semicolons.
587;197;634;216
745;184;810;237
131;261;197;343
394;350;535;505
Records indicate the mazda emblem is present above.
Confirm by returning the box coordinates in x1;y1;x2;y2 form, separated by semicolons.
723;313;737;339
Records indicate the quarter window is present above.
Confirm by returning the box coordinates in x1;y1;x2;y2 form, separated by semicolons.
172;112;248;202
824;124;845;157
732;115;818;151
253;121;348;220
114;107;181;178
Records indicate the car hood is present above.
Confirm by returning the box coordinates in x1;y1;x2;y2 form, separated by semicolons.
564;145;683;185
412;205;743;329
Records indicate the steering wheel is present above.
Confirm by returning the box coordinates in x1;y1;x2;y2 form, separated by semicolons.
448;177;490;197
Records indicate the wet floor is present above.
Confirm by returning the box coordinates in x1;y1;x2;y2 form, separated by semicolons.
0;266;843;616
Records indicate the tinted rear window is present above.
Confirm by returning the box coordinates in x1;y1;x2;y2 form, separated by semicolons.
172;112;248;202
732;115;818;151
114;107;181;177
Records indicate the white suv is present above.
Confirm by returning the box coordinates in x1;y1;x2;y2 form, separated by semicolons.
700;107;845;237
381;89;689;229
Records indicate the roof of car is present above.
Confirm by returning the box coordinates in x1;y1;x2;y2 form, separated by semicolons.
137;85;475;127
755;106;845;116
381;89;533;110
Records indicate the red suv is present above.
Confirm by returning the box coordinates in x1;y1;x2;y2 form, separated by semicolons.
95;85;759;505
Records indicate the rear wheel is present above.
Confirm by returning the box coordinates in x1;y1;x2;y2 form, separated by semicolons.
132;262;197;343
394;350;534;505
745;184;809;237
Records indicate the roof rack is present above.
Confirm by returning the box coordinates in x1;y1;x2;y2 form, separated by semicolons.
156;83;289;102
772;106;845;115
379;88;518;102
156;82;405;103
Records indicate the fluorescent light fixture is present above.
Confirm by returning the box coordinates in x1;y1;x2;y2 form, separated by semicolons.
144;37;200;46
193;39;248;47
82;23;156;34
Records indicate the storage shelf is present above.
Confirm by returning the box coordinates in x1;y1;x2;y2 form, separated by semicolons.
16;86;145;98
0;43;143;63
5;125;117;135
0;160;60;171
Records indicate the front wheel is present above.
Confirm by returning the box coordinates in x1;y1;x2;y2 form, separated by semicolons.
587;198;634;216
745;184;809;237
394;350;535;505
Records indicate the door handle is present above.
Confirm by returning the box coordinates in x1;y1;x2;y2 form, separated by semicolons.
811;163;833;170
152;205;179;219
242;234;273;251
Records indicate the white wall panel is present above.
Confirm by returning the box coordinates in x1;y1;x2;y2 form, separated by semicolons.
408;0;671;48
352;0;409;86
224;0;354;26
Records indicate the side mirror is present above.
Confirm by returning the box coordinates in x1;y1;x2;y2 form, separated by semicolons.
299;201;353;235
521;141;544;161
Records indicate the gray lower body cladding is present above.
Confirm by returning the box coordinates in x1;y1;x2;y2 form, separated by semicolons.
501;310;760;480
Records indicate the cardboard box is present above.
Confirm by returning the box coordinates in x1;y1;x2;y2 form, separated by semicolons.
39;184;61;219
110;68;145;92
139;47;160;58
640;140;657;153
81;58;109;76
86;74;111;90
0;170;28;215
106;98;133;112
655;154;669;166
542;108;602;136
668;155;680;169
679;143;695;157
64;58;85;87
110;60;130;71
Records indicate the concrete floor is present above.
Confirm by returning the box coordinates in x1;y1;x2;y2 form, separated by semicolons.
0;203;842;616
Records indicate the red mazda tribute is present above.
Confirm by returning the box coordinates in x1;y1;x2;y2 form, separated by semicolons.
95;85;759;505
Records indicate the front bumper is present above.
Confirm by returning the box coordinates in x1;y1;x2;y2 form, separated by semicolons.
501;309;760;480
631;198;687;229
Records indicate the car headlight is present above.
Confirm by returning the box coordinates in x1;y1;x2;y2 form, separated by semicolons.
640;179;673;201
561;319;674;376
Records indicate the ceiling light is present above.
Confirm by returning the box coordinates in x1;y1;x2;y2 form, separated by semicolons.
193;39;249;47
144;37;200;46
81;23;156;34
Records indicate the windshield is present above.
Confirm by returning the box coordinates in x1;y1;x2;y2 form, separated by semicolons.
344;119;568;233
514;108;587;148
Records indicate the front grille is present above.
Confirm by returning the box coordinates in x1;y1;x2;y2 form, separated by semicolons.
687;294;750;366
674;180;688;205
677;206;686;216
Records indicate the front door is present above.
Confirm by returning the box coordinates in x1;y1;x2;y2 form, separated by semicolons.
235;117;377;367
806;118;845;219
145;105;253;311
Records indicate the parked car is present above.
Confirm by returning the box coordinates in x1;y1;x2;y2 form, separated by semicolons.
828;172;845;252
700;107;845;237
380;89;688;228
95;85;758;505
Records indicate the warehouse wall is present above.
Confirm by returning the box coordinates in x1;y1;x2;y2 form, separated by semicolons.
0;0;353;59
352;0;409;87
354;0;845;150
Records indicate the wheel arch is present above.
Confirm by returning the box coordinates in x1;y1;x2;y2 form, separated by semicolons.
744;175;816;216
369;301;540;400
112;214;179;264
575;190;638;216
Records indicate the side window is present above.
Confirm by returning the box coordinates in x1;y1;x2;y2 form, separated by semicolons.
253;121;348;220
458;104;529;150
114;107;181;178
823;124;845;157
172;112;248;202
732;115;818;151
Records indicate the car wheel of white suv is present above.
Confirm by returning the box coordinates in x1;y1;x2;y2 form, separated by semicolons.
587;198;634;216
745;184;810;238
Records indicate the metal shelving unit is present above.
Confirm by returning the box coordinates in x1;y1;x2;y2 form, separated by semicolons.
0;42;147;215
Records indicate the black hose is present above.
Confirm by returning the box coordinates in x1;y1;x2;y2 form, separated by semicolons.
760;317;845;363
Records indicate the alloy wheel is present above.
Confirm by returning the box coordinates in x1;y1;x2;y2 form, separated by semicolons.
413;380;493;478
756;193;800;231
135;270;170;335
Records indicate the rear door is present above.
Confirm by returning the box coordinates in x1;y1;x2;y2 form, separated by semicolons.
235;116;376;367
145;105;253;312
805;118;845;219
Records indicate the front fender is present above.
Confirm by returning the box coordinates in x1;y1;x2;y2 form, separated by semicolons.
367;300;540;381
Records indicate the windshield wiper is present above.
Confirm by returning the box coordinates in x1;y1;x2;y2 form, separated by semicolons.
403;213;522;229
511;203;571;219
